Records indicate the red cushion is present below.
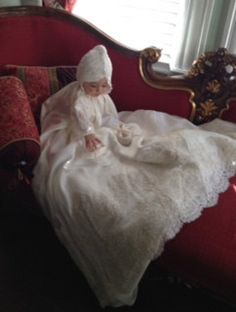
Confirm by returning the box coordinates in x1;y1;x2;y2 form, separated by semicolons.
158;176;236;302
0;76;40;173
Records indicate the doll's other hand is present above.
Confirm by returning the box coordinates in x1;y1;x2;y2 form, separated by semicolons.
117;124;133;146
85;134;103;152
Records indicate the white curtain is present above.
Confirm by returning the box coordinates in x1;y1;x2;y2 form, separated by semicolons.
220;0;236;52
172;0;236;71
172;0;216;71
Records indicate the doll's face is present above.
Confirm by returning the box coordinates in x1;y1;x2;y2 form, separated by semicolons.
83;78;110;97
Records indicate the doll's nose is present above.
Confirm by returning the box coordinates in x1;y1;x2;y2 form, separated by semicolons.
97;86;103;94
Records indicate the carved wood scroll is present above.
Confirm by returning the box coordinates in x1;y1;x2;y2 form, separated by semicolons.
140;47;236;124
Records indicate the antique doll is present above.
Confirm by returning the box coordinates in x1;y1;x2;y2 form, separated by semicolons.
33;44;236;308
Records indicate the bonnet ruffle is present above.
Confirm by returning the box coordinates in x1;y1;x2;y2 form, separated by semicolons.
76;45;112;89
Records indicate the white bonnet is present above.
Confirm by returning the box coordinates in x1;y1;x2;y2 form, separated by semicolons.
76;45;112;88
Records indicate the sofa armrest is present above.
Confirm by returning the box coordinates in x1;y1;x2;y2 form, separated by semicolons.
0;76;40;189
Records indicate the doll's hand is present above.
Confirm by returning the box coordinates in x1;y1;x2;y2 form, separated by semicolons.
85;134;103;152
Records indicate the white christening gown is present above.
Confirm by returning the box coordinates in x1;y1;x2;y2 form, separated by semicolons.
32;82;236;307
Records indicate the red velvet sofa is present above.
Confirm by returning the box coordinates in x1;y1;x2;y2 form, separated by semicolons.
1;6;236;305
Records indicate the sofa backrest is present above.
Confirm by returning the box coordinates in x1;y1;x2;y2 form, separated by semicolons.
0;6;196;123
0;6;236;126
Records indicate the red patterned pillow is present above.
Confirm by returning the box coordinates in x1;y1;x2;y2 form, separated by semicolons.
0;65;77;128
0;65;59;128
0;76;40;176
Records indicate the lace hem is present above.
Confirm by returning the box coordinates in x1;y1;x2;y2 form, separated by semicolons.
164;161;236;241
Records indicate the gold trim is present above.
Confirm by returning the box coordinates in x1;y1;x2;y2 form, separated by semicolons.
139;48;197;121
141;47;162;64
139;47;236;123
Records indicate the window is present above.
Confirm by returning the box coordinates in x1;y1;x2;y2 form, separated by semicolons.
72;0;236;72
72;0;186;66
